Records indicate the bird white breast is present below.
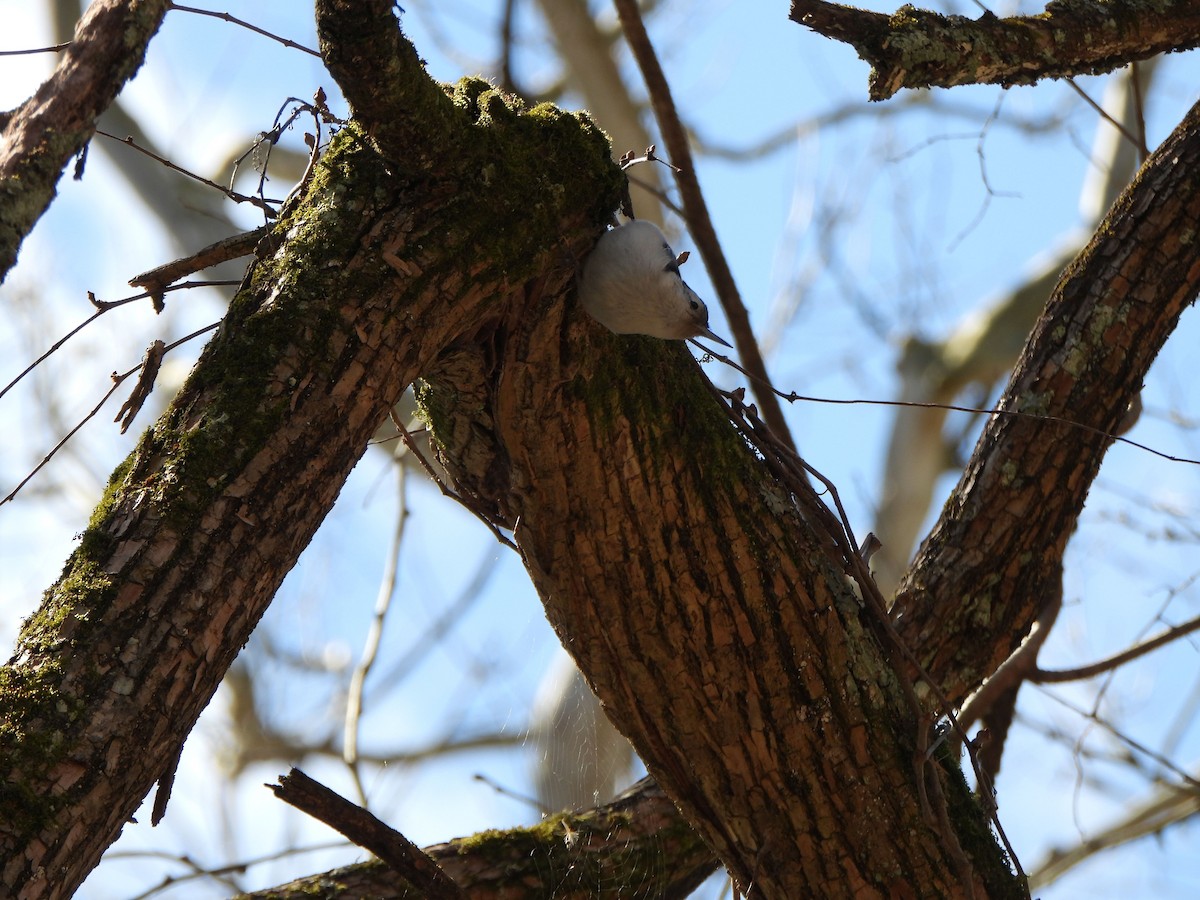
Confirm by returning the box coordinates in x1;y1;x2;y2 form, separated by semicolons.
579;221;700;340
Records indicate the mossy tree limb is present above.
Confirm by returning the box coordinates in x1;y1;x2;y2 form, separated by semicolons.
414;239;1021;898
790;0;1200;101
0;9;623;893
240;777;717;900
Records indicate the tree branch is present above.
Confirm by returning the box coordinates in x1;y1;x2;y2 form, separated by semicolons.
789;0;1200;101
270;769;463;899
416;263;1017;895
896;95;1200;706
1033;611;1200;683
0;15;624;894
316;0;465;171
246;777;717;899
0;0;170;281
613;0;797;452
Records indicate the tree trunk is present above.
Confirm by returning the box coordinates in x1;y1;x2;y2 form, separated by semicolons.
4;1;1200;897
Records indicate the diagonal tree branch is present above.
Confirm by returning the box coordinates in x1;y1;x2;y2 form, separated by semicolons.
895;95;1200;706
0;0;171;282
0;7;624;895
246;776;718;899
412;217;1018;896
789;0;1200;101
269;769;464;899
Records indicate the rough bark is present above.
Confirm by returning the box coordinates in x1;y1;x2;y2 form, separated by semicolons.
896;95;1200;707
2;1;1197;898
0;16;624;894
0;0;170;282
416;294;1016;897
789;0;1200;100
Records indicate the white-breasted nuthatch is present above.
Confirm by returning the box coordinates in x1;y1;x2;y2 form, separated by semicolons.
578;220;733;347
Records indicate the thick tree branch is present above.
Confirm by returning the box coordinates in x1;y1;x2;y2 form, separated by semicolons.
896;96;1200;706
316;0;463;170
789;0;1200;101
245;777;717;900
0;14;623;895
0;0;170;281
416;262;1018;895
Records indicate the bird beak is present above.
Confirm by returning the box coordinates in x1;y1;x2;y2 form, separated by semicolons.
699;326;733;348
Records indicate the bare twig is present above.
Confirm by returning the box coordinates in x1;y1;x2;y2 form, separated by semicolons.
167;3;320;57
1;322;218;506
1066;78;1149;159
691;337;1200;467
1037;692;1200;791
0;43;71;55
344;463;407;804
1;281;234;406
1033;612;1200;684
96;129;281;215
130;228;268;302
393;416;519;551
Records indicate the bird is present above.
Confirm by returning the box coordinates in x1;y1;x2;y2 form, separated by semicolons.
577;220;733;347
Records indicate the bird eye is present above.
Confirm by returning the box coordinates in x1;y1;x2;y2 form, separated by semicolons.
689;299;700;310
664;261;681;277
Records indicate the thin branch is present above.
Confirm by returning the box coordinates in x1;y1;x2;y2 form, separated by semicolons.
394;419;519;551
499;0;518;94
1066;78;1148;159
690;338;1200;467
613;0;797;453
1033;613;1200;684
0;43;71;55
112;841;347;900
1037;691;1200;791
344;463;407;804
167;3;320;57
1;322;218;506
95;130;281;215
369;546;500;700
0;280;233;404
129;228;268;301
